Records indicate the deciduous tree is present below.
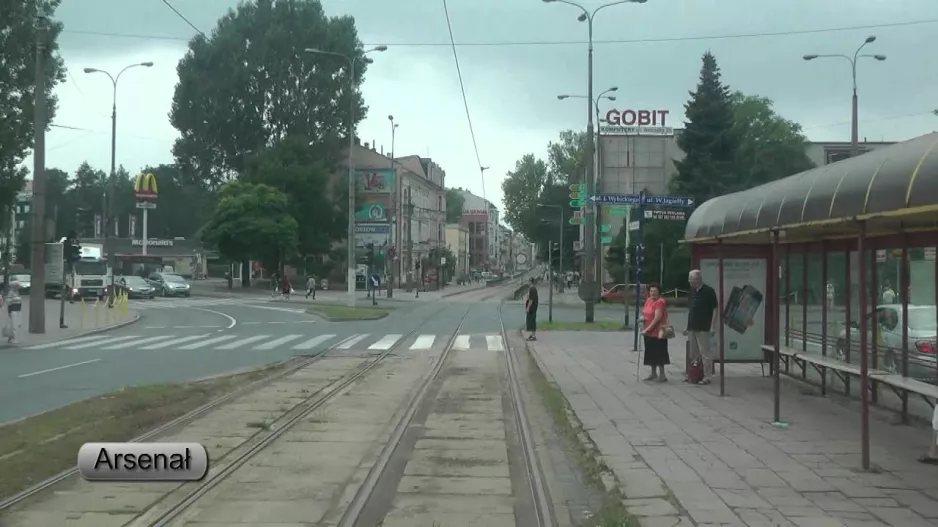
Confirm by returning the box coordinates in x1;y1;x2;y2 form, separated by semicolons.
200;181;298;270
0;0;66;229
170;0;368;187
445;188;465;223
546;130;587;185
501;154;548;240
731;92;814;188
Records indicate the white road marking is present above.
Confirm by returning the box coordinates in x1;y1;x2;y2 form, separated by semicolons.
18;359;101;378
26;335;109;349
238;304;307;314
293;334;336;350
216;335;270;350
486;335;505;351
253;334;304;350
178;335;239;350
141;335;211;350
64;335;140;350
190;307;237;330
101;335;173;349
368;334;402;350
410;335;436;350
336;334;367;349
453;334;471;350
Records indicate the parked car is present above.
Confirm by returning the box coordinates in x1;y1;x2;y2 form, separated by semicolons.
836;304;937;381
11;274;31;294
117;275;155;299
147;272;191;297
600;283;647;303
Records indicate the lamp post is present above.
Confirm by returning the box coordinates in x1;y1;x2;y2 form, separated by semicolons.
543;0;646;323
388;114;399;298
558;88;617;284
83;61;153;304
803;36;885;158
304;45;388;306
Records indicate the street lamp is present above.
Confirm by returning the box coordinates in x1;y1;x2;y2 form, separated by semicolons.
83;61;153;303
557;87;616;283
543;0;646;323
803;36;885;158
304;45;387;306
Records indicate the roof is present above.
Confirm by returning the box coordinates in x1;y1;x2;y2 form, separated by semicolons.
684;132;938;244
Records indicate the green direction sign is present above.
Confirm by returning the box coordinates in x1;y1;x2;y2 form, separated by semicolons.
600;236;613;244
569;183;585;192
569;199;585;208
607;206;629;216
598;224;611;233
568;216;582;225
569;191;581;199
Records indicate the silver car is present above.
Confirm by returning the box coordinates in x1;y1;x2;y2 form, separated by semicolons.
836;304;937;381
147;272;191;297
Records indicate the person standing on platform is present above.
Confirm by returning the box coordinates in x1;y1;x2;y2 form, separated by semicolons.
684;269;718;385
642;283;670;382
525;277;539;341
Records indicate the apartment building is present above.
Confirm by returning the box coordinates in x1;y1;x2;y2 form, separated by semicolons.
457;189;499;271
445;223;469;277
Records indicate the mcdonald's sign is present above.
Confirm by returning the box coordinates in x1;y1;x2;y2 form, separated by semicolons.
133;172;158;200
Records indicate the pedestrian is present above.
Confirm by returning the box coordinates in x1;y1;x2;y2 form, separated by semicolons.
280;274;291;300
826;281;835;310
684;269;718;385
642;283;671;382
525;277;539;341
881;283;896;304
920;405;938;464
306;275;317;299
2;281;23;344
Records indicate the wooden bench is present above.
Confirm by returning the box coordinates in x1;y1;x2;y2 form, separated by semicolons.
873;374;938;408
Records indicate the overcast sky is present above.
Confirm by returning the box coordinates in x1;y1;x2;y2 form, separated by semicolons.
23;0;938;217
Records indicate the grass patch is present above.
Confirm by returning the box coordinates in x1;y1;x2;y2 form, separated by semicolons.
523;339;636;527
539;320;625;332
307;305;390;320
0;363;286;500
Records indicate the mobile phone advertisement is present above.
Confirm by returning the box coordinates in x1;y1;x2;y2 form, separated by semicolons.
701;258;768;361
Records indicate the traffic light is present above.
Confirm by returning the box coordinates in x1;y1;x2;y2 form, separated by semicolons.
65;235;81;265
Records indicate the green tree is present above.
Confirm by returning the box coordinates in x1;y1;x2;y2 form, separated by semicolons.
546;130;587;185
200;181;298;271
170;0;367;187
501;154;548;240
15;219;31;267
0;1;66;231
445;188;464;223
241;135;345;262
730;92;815;188
672;51;739;203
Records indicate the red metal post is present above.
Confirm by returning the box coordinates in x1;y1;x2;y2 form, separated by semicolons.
821;241;829;396
785;246;791;347
772;230;781;423
801;249;808;352
857;225;870;471
718;239;726;396
901;237;910;422
844;249;852;396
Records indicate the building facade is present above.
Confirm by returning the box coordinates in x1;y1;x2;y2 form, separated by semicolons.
396;155;446;283
457;190;499;271
445;223;469;277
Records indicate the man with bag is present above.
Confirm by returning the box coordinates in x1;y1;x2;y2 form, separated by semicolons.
684;270;718;385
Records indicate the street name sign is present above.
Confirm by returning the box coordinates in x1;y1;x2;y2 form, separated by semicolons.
643;209;686;221
136;202;157;209
628;220;641;231
589;193;694;207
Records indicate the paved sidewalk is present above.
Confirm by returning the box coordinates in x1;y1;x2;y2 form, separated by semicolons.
528;332;938;527
0;298;138;349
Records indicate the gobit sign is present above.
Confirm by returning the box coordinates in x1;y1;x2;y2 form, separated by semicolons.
602;109;673;136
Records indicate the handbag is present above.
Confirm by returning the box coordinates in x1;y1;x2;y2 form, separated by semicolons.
660;325;676;339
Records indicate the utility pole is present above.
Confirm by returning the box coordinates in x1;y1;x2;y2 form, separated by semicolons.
388;115;398;298
405;188;414;292
29;17;48;334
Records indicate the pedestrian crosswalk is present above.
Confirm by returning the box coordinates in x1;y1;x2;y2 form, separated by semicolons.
25;332;508;353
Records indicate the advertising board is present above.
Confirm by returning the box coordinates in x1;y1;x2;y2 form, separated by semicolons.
700;258;768;362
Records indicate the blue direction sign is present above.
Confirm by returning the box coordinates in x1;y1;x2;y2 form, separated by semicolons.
589;193;694;207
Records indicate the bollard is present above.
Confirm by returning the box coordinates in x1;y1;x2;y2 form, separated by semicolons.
80;297;86;329
94;298;101;326
105;299;111;324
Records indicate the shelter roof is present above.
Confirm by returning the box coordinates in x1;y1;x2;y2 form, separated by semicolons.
684;132;938;244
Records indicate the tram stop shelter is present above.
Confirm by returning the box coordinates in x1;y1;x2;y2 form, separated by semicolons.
683;132;938;470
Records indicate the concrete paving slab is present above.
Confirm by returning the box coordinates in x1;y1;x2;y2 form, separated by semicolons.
184;499;330;523
388;494;515;515
2;511;139;527
379;511;517;527
397;475;513;495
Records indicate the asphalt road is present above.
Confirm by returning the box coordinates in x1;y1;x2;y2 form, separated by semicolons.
0;288;519;423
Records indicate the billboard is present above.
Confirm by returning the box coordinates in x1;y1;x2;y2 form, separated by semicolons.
355;169;396;194
355;199;388;221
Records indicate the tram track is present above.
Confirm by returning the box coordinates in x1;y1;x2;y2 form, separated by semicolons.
0;277;535;526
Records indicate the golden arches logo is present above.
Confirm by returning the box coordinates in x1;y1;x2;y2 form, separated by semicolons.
133;172;158;199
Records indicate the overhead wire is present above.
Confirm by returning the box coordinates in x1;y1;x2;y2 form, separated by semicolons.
159;0;207;38
441;0;487;203
62;17;938;47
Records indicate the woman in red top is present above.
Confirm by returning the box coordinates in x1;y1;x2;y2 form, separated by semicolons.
641;283;670;382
